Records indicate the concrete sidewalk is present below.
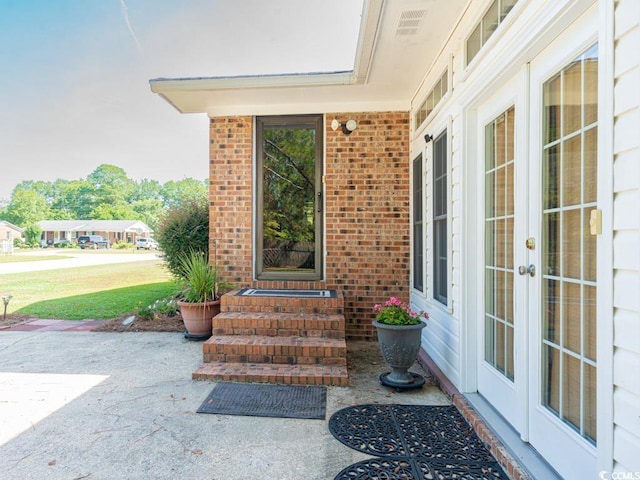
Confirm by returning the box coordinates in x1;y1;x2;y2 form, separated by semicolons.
0;332;449;480
0;251;160;275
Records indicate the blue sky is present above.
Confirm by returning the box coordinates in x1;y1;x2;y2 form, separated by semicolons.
0;0;362;201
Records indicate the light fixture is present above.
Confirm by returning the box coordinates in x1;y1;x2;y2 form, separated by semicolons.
331;118;358;135
424;134;433;143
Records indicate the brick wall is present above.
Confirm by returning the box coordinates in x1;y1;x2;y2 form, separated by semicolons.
209;112;411;340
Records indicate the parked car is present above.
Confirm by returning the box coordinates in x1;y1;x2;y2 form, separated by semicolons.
77;235;110;249
136;237;158;250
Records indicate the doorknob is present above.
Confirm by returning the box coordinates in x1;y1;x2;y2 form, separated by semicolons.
518;264;536;277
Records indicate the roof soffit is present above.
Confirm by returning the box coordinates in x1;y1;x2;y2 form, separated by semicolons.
149;0;468;116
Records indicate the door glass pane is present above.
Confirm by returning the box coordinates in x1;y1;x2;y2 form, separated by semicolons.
413;155;424;291
259;118;319;277
584;127;598;203
541;45;598;444
484;106;515;381
543;145;560;209
543;279;560;344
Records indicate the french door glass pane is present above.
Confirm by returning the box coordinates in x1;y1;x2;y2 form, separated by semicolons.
413;155;424;291
541;45;598;444
484;106;515;381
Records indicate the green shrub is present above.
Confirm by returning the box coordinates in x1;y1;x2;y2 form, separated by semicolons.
155;198;209;277
135;295;180;320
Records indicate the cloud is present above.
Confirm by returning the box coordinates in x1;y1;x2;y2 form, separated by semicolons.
119;0;142;51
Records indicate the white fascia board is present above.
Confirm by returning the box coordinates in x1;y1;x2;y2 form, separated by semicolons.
149;71;356;93
150;71;357;114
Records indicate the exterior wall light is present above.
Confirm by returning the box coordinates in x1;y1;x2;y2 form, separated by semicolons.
331;118;358;135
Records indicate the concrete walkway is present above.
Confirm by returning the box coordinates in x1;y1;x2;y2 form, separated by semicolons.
0;250;160;275
0;331;450;480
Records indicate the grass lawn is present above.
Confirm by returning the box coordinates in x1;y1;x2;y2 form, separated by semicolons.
1;260;181;320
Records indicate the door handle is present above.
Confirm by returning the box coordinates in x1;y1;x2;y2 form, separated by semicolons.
518;264;536;277
317;191;322;213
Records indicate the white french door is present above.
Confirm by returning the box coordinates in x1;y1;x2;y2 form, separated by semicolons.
477;76;527;434
527;12;598;479
477;7;599;479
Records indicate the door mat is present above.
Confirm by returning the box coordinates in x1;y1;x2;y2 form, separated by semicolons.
236;288;336;298
197;382;327;420
329;404;508;479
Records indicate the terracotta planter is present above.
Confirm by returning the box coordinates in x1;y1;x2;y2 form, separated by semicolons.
373;320;426;386
177;299;221;337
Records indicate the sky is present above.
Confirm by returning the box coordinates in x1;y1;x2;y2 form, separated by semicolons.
0;0;363;202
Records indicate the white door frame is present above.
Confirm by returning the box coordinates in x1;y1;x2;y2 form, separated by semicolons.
459;2;614;477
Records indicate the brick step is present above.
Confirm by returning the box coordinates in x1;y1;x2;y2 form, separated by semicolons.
212;312;345;339
203;335;347;366
221;289;344;315
192;362;349;387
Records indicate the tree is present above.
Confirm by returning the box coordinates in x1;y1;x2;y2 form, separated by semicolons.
87;164;135;209
90;203;139;220
0;164;208;226
23;223;42;246
55;180;95;219
161;178;207;208
3;187;50;226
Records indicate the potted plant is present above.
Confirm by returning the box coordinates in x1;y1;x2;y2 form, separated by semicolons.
373;296;428;389
175;249;230;339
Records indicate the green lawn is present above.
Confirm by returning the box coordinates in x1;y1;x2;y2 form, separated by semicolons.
1;260;181;320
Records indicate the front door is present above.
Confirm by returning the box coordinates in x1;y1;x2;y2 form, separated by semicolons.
255;115;323;281
477;8;598;478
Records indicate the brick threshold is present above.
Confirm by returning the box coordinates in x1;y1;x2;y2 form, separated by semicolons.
417;350;532;480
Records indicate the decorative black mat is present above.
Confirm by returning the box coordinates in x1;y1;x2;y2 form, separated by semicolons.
197;382;326;420
329;404;508;479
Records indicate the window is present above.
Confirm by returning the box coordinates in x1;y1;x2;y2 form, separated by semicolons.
465;0;518;66
412;154;424;292
414;70;449;129
433;131;448;305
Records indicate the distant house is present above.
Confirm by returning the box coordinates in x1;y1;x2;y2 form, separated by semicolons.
38;220;153;246
0;220;22;254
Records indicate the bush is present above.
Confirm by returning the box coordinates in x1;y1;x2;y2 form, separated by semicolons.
135;295;180;320
155;198;209;277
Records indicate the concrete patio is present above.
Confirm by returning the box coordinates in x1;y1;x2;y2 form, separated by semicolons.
0;331;450;480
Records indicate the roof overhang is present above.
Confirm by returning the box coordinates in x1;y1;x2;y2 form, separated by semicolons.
149;0;468;116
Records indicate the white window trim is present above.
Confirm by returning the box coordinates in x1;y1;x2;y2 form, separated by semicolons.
425;117;453;314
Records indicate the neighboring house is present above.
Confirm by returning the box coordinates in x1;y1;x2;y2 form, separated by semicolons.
150;0;640;478
0;220;22;254
38;220;153;246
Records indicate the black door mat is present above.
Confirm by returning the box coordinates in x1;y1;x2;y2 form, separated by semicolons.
329;404;508;480
197;382;327;420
